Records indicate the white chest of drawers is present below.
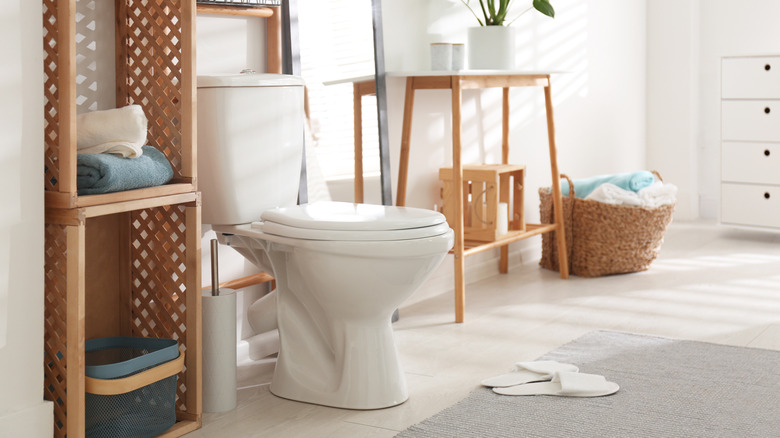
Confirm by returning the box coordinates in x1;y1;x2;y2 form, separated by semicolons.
721;55;780;230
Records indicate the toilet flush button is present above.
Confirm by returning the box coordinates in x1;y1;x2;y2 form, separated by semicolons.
240;68;257;75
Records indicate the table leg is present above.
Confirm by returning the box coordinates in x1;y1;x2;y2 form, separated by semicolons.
502;87;510;165
500;87;510;273
353;82;364;203
452;77;466;323
543;82;569;279
396;77;415;207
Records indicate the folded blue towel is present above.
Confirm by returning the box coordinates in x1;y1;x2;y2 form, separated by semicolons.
77;145;174;195
561;171;656;199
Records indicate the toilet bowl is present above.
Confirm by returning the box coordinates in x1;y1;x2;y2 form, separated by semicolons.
214;202;453;409
198;73;453;409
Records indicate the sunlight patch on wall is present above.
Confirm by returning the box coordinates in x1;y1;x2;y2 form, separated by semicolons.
449;0;590;174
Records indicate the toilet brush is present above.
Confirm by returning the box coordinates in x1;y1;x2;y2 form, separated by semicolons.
202;238;237;412
211;239;220;296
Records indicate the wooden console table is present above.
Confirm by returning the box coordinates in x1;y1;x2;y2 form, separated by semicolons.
387;71;569;323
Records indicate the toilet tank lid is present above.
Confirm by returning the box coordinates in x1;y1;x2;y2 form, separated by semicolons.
261;202;448;232
198;73;305;88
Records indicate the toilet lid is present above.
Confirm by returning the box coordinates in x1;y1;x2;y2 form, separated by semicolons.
254;202;450;241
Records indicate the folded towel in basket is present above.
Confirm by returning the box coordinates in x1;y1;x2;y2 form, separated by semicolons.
77;145;173;195
77;105;148;158
561;171;656;199
584;183;644;206
638;182;678;208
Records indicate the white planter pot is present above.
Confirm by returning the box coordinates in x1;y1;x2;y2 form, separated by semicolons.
467;26;515;70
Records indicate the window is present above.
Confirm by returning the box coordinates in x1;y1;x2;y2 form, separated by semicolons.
298;0;379;181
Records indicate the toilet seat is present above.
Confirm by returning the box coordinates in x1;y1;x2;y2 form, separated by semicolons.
253;202;450;241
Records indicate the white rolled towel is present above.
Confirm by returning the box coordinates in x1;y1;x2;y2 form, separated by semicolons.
77;105;148;158
585;183;643;206
638;182;678;207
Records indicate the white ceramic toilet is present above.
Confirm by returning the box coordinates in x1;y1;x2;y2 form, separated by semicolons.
197;73;454;410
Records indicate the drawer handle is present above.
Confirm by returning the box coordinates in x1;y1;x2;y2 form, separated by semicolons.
766;64;772;71
765;149;771;156
765;192;771;199
765;107;771;114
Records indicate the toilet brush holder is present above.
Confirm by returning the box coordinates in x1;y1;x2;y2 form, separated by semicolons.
202;288;237;412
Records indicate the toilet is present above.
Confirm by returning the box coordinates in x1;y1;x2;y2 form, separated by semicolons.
197;73;454;410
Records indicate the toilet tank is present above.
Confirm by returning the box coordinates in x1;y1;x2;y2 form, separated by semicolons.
197;73;305;225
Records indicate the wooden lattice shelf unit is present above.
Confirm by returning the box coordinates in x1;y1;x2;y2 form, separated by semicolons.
42;1;201;437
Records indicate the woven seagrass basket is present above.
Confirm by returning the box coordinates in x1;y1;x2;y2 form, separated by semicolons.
539;172;675;277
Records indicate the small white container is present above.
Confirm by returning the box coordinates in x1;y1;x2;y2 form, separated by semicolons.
430;43;453;71
451;43;465;70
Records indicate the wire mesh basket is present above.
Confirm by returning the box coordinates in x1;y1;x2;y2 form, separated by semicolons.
85;337;184;438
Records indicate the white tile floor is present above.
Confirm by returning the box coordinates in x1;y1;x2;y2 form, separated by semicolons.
189;221;780;437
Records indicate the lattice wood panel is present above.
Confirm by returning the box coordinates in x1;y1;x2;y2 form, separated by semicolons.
43;0;199;434
43;0;61;192
43;223;69;438
130;205;191;411
116;0;185;178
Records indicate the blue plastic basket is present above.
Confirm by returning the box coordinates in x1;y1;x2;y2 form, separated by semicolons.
84;337;183;438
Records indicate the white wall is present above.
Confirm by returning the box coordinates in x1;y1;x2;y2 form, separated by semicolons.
0;1;53;437
381;0;648;279
696;0;780;219
646;0;700;220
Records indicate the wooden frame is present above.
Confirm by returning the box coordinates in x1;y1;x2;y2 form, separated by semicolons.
440;164;526;243
42;1;201;436
195;4;283;74
390;72;569;323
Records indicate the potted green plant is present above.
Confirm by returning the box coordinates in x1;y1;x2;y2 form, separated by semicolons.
461;0;555;69
460;0;555;26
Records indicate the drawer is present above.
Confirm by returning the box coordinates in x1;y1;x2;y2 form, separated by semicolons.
721;183;780;229
722;100;780;141
722;56;780;98
722;142;780;184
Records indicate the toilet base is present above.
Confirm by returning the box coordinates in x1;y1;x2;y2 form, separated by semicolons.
269;318;409;410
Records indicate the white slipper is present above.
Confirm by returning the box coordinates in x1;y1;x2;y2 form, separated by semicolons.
480;361;580;388
493;371;619;397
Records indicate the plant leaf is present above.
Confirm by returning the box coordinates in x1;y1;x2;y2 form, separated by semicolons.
479;0;491;25
461;0;486;26
533;0;555;18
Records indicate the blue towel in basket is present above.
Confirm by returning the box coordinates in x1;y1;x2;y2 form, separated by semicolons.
77;145;174;195
561;171;656;199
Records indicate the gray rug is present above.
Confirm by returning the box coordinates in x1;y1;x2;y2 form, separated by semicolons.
396;331;780;437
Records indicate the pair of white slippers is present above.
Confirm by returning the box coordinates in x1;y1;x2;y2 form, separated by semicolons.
481;361;619;397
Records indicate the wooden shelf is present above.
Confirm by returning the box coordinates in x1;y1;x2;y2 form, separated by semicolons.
460;224;557;257
42;1;202;437
45;182;196;210
196;4;274;18
46;192;199;225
